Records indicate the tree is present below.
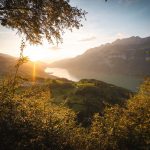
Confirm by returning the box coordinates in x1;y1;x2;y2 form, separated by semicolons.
89;78;150;150
0;0;86;44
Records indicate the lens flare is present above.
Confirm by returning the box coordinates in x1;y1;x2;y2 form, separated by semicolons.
32;62;36;83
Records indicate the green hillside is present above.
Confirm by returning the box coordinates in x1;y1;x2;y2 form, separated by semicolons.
49;78;132;125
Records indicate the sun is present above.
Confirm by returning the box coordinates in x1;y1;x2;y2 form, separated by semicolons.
28;52;42;61
24;46;46;62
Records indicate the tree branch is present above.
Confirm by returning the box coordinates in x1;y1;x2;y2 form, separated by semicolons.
0;7;32;11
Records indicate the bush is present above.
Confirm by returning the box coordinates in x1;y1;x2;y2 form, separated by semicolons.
89;78;150;150
0;85;86;150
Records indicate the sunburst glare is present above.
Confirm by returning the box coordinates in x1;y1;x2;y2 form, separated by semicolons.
24;47;46;61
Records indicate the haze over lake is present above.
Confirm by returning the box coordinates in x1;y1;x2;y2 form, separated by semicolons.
45;68;78;81
45;67;143;91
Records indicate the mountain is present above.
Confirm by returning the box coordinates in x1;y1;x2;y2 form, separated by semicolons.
49;36;150;90
0;53;49;78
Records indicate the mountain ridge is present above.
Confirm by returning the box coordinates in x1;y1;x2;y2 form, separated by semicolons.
49;36;150;90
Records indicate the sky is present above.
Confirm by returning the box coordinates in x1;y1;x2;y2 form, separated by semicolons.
0;0;150;62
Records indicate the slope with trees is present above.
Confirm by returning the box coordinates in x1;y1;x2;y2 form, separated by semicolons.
49;78;132;126
0;75;149;149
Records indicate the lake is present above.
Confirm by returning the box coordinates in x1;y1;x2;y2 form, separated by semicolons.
45;67;144;91
45;67;79;81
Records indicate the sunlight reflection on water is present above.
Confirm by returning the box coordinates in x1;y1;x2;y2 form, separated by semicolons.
45;68;79;81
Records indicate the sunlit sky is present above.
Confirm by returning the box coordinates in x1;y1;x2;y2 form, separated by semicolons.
0;0;150;62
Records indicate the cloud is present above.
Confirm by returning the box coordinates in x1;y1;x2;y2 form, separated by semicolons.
49;46;61;51
79;36;97;42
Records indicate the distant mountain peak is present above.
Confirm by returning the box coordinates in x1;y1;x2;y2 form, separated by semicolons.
112;36;150;46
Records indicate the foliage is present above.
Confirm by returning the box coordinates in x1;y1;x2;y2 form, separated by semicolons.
50;78;132;126
0;84;86;150
0;39;28;100
0;0;86;44
89;78;150;150
0;73;149;149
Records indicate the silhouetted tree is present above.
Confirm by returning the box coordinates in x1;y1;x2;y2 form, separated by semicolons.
0;0;86;44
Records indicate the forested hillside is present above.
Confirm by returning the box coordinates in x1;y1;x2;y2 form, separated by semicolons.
0;74;149;149
49;78;132;125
